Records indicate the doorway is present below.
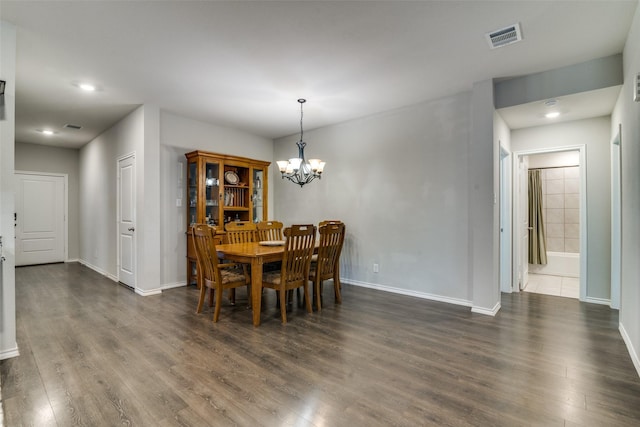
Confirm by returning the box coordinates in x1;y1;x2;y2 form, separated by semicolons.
512;146;587;300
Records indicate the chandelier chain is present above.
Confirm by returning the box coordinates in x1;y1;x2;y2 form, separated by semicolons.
299;98;305;142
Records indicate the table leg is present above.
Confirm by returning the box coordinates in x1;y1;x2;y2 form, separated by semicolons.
251;258;263;326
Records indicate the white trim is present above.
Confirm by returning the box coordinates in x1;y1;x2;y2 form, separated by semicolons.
610;124;622;310
78;258;118;282
472;301;501;316
0;345;19;360
14;170;69;263
344;279;472;308
499;144;513;293
162;281;188;290
511;145;587;300
65;258;80;263
135;287;162;296
583;296;611;306
79;258;163;296
619;322;640;378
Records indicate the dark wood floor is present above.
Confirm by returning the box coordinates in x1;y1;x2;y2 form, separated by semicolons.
2;263;640;426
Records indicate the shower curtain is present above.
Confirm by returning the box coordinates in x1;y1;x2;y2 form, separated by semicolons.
528;169;547;264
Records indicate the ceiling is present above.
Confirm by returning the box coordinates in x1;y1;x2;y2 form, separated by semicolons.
1;1;637;149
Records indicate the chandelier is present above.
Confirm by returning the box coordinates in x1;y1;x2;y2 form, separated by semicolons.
276;99;325;187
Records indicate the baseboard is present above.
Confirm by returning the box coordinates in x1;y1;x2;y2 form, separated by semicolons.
584;296;611;306
344;279;473;308
65;258;80;263
619;322;640;379
471;301;501;316
78;259;118;282
0;345;19;360
162;281;188;290
135;287;162;297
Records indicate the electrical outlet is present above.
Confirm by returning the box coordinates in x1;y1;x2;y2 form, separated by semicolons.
373;263;379;273
176;198;182;207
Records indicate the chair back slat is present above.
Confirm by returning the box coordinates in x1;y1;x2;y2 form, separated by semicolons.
281;224;316;286
317;223;346;278
256;220;284;241
225;221;257;244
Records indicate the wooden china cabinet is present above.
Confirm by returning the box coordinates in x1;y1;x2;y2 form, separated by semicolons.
185;150;270;286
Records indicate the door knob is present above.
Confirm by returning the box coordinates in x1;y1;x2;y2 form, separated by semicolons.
128;227;135;232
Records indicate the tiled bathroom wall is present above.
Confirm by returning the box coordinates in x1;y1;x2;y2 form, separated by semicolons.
541;166;580;253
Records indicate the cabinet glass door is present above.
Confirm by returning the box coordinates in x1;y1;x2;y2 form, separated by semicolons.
188;162;198;226
205;161;220;226
252;168;264;222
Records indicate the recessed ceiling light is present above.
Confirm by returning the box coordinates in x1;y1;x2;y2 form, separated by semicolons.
79;83;96;92
40;129;54;135
545;111;560;119
544;99;558;107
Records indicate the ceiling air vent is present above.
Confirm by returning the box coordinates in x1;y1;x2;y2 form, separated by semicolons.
64;123;82;130
486;23;522;49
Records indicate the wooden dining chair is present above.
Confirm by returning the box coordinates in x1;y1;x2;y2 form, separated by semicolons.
256;220;284;241
310;222;346;311
192;224;250;322
224;221;257;244
311;220;343;263
262;224;316;324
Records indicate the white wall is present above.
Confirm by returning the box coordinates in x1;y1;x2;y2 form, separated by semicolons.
15;143;80;261
79;107;274;291
158;111;274;287
527;151;579;168
0;20;18;360
470;79;500;314
511;116;612;301
612;5;640;376
274;93;475;306
79;106;145;281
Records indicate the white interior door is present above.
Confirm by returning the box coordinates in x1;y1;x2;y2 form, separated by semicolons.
118;155;136;287
15;173;65;266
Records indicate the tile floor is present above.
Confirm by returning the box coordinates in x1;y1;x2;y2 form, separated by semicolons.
523;273;580;299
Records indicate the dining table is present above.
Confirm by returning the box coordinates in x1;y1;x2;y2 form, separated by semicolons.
215;241;288;326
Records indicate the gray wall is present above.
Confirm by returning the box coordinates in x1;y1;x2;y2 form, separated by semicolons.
511;116;612;301
15;142;80;261
612;5;640;375
495;54;623;109
158;111;274;287
274;92;476;306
